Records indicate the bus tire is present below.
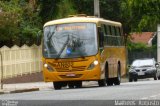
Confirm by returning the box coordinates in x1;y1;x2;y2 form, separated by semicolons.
75;81;82;88
105;62;113;86
68;82;75;88
53;82;62;90
107;80;113;86
154;73;158;80
129;78;133;82
134;78;137;82
98;79;106;87
114;63;121;85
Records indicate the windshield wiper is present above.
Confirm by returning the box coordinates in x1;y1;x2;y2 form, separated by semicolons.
48;31;56;44
44;31;55;57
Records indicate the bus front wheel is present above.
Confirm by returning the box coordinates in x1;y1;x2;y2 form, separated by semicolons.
68;81;82;88
107;80;113;86
53;82;62;90
75;81;82;88
68;82;74;89
98;79;106;87
105;62;113;86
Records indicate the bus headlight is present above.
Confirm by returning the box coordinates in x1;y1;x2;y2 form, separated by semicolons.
44;63;48;68
93;60;98;65
87;60;99;70
44;63;55;72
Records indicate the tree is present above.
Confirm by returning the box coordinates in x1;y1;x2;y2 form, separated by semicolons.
39;0;123;24
100;0;122;22
0;0;22;47
73;0;122;22
56;0;77;18
39;0;77;23
0;0;42;47
73;0;93;16
38;0;60;23
19;0;42;46
121;0;160;32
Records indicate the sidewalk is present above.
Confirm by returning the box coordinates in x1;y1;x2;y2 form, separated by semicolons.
0;82;53;94
0;81;98;94
0;78;128;95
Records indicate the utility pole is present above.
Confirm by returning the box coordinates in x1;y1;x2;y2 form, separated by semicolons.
157;24;160;63
0;51;3;89
94;0;100;17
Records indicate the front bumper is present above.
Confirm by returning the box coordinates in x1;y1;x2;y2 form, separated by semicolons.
129;70;156;79
43;67;101;82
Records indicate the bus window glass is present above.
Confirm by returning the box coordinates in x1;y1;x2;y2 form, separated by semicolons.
111;26;116;36
115;27;120;36
43;23;98;58
119;27;122;36
102;24;107;35
106;25;111;35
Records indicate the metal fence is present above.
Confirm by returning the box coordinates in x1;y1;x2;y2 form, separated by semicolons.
0;44;42;79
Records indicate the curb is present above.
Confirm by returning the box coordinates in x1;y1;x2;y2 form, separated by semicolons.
0;88;39;94
0;91;5;95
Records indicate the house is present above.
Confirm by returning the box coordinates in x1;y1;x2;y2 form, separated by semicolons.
130;32;156;47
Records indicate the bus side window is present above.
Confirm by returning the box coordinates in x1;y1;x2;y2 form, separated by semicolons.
103;24;107;36
109;26;112;36
106;25;114;46
106;25;111;35
110;26;115;46
119;27;122;36
114;26;123;46
115;27;121;46
115;27;120;36
98;27;104;47
111;26;116;36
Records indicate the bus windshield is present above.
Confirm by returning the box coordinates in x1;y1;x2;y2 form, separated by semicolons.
43;23;98;59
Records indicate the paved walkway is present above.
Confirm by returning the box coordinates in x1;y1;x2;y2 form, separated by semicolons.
0;82;53;94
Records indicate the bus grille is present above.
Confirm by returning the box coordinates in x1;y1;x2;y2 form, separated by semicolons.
56;66;86;72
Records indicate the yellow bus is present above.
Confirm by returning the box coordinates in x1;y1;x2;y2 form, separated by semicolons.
42;15;127;89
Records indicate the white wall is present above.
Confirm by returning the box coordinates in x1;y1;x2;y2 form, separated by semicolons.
0;45;42;79
158;24;160;63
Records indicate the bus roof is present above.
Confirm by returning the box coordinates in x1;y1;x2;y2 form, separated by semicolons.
44;16;122;27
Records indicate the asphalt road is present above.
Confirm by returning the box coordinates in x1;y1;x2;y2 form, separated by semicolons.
0;79;160;106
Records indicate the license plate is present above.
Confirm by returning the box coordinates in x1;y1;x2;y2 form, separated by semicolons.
66;73;75;77
138;72;145;75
